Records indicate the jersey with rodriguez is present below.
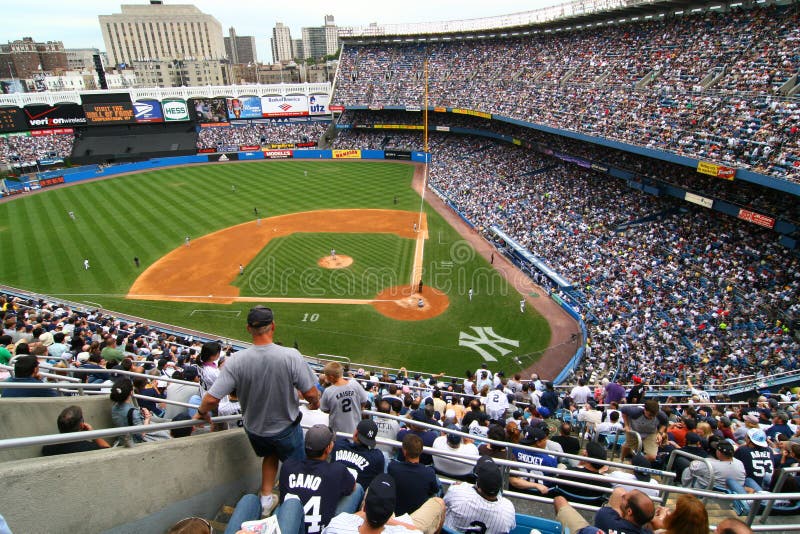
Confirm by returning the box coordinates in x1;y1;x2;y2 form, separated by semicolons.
279;458;356;533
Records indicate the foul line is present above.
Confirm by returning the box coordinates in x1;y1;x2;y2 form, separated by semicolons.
190;309;242;317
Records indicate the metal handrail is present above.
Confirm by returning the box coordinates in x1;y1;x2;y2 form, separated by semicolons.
0;414;241;451
662;448;717;504
761;465;800;521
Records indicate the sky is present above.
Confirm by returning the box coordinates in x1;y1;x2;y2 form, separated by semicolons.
1;0;565;63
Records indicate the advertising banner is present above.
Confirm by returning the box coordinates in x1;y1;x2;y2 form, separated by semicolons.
697;160;735;180
24;104;88;129
83;102;136;125
162;99;191;122
30;128;74;136
0;107;28;133
372;124;424;130
308;94;330;116
38;176;65;187
329;105;344;112
451;108;491;119
133;100;164;123
332;149;361;159
190;98;229;124
269;143;296;149
384;150;412;160
260;95;309;117
264;149;294;159
207;153;239;162
239;145;261;151
684;192;714;209
295;142;316;148
197;148;216;154
738;208;775;229
226;96;262;120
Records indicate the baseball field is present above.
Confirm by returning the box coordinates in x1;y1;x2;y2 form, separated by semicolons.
0;160;554;373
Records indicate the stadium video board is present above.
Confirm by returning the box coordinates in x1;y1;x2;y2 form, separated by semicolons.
23;104;88;129
133;99;164;123
0;107;28;133
161;99;191;122
226;96;262;120
189;98;229;124
81;92;136;125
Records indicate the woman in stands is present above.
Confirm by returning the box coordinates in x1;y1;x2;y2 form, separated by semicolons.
109;378;169;443
197;341;222;392
651;494;708;534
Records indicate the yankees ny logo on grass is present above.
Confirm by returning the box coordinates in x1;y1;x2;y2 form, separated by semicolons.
459;327;519;361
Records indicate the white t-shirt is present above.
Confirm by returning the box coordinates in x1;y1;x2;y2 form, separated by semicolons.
431;436;479;477
323;513;420;534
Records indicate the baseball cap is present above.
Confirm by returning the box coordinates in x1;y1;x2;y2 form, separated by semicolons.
686;432;703;445
744;414;759;424
747;428;769;447
714;440;735;455
76;351;91;363
474;456;503;497
305;424;334;453
445;424;462;446
364;474;396;526
182;365;199;381
247;306;274;327
631;453;652;481
632;375;642;384
521;426;548;445
538;406;551;418
357;419;379;448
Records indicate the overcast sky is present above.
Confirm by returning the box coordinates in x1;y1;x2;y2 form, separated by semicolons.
1;0;565;62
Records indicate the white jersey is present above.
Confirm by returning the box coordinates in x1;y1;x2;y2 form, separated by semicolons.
323;513;420;534
444;482;516;534
484;389;510;420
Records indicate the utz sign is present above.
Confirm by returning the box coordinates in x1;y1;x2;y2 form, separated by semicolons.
162;99;190;122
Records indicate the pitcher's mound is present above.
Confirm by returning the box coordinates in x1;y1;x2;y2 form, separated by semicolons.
372;285;449;321
318;255;353;269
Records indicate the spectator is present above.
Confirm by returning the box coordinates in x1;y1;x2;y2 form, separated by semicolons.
387;434;441;516
164;365;201;419
682;439;745;490
431;424;479;481
2;355;58;398
321;361;370;437
553;487;655;534
194;306;320;515
443;456;516;534
332;419;386;489
621;400;668;462
650;494;708;534
278;424;362;534
109;378;170;443
608;453;661;499
41;405;110;456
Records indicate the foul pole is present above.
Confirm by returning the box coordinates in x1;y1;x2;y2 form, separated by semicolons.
411;60;430;287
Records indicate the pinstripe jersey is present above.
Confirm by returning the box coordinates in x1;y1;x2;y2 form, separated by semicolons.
443;483;516;534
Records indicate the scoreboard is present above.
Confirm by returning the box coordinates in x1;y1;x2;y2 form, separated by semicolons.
0;107;28;133
83;102;136;125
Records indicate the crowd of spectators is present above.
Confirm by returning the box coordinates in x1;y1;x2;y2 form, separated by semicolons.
334;127;799;388
0;134;74;167
332;3;800;182
196;121;328;149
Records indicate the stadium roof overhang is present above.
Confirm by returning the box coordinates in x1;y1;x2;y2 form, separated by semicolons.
339;0;741;45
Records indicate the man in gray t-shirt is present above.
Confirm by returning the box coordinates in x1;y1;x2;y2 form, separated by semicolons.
194;306;320;514
682;439;746;490
321;361;370;437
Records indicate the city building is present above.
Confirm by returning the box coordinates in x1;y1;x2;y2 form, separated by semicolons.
300;15;339;60
271;23;293;64
224;27;257;65
66;49;109;72
99;2;225;68
132;58;228;88
0;37;68;79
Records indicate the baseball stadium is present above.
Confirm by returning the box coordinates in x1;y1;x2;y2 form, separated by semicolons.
1;0;800;532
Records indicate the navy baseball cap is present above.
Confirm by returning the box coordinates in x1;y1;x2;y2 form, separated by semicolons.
247;306;274;327
357;419;379;448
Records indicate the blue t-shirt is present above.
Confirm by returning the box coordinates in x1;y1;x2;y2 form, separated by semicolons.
387;460;440;515
594;506;649;534
1;377;58;398
512;447;558;487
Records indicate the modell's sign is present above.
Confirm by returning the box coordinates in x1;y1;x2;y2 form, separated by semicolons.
264;149;293;159
162;99;190;122
24;104;87;128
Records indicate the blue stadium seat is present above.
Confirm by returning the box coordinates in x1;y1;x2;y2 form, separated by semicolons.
511;513;562;534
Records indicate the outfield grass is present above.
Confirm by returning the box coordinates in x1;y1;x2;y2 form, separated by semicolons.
0;160;551;373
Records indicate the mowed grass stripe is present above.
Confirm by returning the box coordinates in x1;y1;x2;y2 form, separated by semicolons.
15;197;53;289
31;194;81;291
